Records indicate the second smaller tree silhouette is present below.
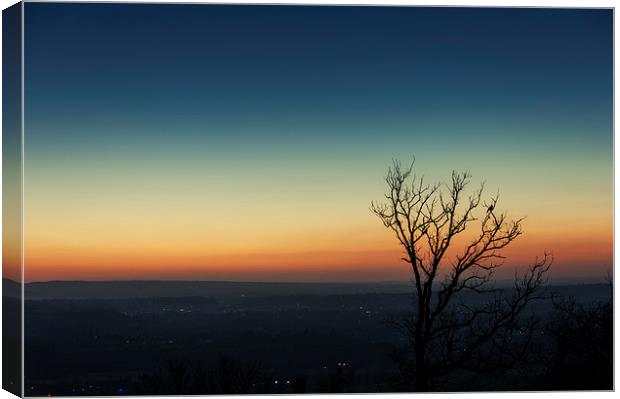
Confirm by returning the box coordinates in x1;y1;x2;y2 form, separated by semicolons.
371;158;552;391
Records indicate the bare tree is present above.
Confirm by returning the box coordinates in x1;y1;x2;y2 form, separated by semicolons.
371;158;552;391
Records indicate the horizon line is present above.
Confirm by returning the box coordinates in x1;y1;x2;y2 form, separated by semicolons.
4;276;611;285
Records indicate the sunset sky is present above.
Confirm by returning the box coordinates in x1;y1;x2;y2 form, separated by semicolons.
22;4;612;282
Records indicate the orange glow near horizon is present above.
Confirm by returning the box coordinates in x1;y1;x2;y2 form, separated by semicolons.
23;212;612;282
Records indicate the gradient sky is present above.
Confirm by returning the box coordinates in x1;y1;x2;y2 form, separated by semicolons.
22;4;612;282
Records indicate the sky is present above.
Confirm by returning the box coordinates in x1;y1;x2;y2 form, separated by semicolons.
21;4;612;282
3;2;22;282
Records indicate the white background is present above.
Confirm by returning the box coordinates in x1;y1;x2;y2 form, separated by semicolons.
0;1;616;398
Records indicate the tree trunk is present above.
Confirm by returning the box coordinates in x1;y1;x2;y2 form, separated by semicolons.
415;341;429;392
415;364;429;391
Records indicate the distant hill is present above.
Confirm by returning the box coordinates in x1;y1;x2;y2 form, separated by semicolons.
23;280;415;300
18;279;612;302
2;278;21;298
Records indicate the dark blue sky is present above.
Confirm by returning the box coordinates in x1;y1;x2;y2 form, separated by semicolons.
25;4;612;151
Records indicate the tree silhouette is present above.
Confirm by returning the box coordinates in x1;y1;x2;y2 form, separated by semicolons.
542;277;613;390
371;158;552;391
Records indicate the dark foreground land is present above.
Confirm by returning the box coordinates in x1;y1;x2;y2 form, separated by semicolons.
9;280;613;395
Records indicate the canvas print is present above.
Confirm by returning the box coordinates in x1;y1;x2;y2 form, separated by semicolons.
1;2;614;396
